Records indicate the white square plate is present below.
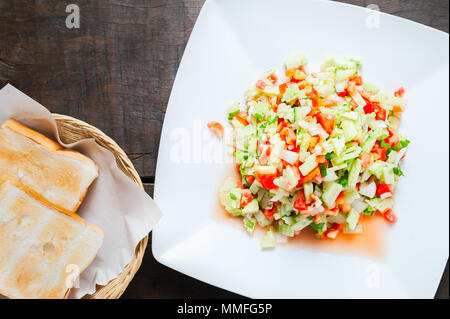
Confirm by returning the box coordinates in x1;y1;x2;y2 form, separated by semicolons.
153;0;449;298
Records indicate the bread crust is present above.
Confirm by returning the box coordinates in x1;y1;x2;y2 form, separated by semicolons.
0;119;99;214
2;119;99;174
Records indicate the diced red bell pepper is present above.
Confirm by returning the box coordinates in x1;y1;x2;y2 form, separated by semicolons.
376;184;393;197
383;209;397;223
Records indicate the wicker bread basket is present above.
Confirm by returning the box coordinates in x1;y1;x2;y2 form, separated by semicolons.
53;114;148;299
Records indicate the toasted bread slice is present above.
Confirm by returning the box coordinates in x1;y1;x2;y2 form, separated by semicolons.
0;182;104;299
0;119;99;214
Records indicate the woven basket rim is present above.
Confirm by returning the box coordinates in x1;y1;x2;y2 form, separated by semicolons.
52;113;148;299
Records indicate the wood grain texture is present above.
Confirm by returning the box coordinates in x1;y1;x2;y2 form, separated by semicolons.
0;0;448;299
0;0;203;177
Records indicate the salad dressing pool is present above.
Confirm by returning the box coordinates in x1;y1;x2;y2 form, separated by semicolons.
215;166;388;261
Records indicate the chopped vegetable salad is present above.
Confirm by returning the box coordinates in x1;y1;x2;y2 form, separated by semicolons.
218;54;409;248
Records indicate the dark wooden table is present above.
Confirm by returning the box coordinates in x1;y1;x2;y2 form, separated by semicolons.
0;0;448;299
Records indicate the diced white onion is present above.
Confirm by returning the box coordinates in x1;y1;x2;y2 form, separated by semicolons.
275;233;288;243
359;181;377;198
323;170;338;182
335;82;346;92
311;205;325;216
352;198;368;213
314;144;325;155
380;192;393;200
280;150;299;165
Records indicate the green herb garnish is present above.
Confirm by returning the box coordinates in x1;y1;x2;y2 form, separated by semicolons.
393;166;404;176
362;207;374;216
319;163;327;178
338;171;349;188
325;152;334;160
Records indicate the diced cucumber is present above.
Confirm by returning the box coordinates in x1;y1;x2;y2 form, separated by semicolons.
299;154;317;176
322;182;343;208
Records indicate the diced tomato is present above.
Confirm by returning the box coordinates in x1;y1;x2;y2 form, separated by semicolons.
280;126;296;145
371;141;387;161
279;83;289;95
385;131;400;147
341;203;351;214
323;207;339;217
335;192;346;206
240;192;253;207
394;87;405;97
255;166;279;190
314;214;322;223
383;209;397;223
268;73;278;84
346;81;356;95
315;155;327;164
293;198;308;211
245;175;255;185
316;112;335;135
277;118;287;132
256;80;266;90
337;90;348;98
357;213;363;225
234;114;249;126
375;105;387;121
364;101;386;120
309;136;319;150
323;97;338;108
306;87;320;107
349;98;359;111
361;90;373;101
376;184;393;197
314;175;324;183
392;105;403;114
289;144;300;153
207;121;224;137
363;102;375;114
359;152;372;168
297;166;320;185
264;206;276;220
349;75;363;86
285;68;297;78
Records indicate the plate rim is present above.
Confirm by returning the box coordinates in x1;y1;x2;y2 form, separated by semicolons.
152;0;449;298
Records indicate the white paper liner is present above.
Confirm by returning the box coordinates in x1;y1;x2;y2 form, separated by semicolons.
0;84;162;298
